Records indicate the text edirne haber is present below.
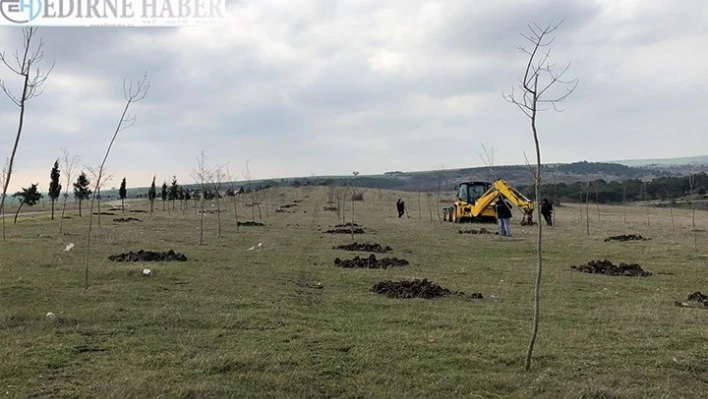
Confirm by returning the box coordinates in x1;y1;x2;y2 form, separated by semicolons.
40;0;224;19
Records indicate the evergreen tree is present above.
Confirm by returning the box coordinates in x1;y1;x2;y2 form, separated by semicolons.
161;181;168;211
48;159;62;221
73;172;92;217
119;177;127;213
168;176;180;210
148;176;157;213
12;183;43;224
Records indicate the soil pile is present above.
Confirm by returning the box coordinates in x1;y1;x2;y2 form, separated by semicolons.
108;250;187;262
571;260;651;277
458;228;497;235
130;209;148;213
371;279;483;299
93;212;115;216
323;206;338;211
333;242;392;253
676;291;708;308
237;221;264;227
281;204;297;209
334;254;408;269
335;222;360;228
604;234;650;242
113;217;143;223
326;228;365;234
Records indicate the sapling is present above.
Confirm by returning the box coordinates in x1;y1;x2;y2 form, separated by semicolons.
503;20;577;371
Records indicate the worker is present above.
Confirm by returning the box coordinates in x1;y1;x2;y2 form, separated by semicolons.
540;198;553;226
494;198;512;237
396;199;405;218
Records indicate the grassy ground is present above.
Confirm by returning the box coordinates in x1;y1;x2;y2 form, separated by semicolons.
2;187;708;399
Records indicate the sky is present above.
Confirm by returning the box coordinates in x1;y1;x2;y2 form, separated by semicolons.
0;0;707;192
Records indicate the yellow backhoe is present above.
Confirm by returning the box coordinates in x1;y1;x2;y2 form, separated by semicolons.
442;180;535;225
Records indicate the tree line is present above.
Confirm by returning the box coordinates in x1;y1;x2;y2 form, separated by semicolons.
520;172;708;204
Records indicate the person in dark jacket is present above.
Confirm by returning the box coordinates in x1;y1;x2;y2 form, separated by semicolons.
494;198;512;237
540;198;553;226
396;199;405;218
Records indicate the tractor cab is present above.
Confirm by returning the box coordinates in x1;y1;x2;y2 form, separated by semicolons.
456;181;492;204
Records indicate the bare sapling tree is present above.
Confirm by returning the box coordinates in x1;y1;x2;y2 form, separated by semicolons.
503;20;577;371
58;148;79;234
351;171;359;239
0;158;9;238
211;163;229;238
84;73;149;289
594;182;600;222
622;184;627;224
688;172;697;251
85;165;114;227
0;27;54;240
192;151;217;245
242;161;261;220
585;180;591;236
643;181;650;227
666;188;675;230
226;167;240;231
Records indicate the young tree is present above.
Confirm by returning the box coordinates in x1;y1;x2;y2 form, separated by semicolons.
12;183;42;224
192;151;216;245
48;159;61;220
161;181;167;211
503;20;577;371
148;176;157;213
73;172;92;217
243;161;262;220
0;28;54;239
119;177;127;213
168;176;180;212
85;166;114;227
84;73;149;289
0;158;8;238
58;148;79;234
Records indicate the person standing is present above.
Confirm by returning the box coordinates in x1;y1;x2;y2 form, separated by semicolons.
495;198;512;237
396;199;405;218
540;198;553;226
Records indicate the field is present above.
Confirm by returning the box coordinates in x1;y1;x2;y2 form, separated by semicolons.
2;187;708;399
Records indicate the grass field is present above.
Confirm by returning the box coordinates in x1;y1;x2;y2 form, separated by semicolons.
2;187;708;399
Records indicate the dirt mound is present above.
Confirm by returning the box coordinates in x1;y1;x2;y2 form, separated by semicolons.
93;212;115;216
113;217;143;223
335;222;360;228
571;260;651;277
281;203;297;209
458;228;497;235
130;209;148;213
371;278;484;299
323;206;338;211
676;291;708;308
333;242;392;253
334;254;408;269
604;234;651;242
237;221;264;227
326;228;365;234
108;250;187;262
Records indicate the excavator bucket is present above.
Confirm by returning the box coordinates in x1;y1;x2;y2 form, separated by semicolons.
521;210;535;226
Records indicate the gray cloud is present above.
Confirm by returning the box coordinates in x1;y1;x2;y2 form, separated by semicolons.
1;0;707;191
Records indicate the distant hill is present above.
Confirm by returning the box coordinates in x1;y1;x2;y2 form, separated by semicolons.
93;156;708;199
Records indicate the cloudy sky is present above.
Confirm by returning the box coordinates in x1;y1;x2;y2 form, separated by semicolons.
0;0;706;192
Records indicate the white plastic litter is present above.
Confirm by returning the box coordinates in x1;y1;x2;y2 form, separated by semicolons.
142;268;152;276
45;312;56;320
64;243;74;252
247;246;255;251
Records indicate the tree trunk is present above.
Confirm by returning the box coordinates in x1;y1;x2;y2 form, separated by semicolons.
525;91;543;372
59;194;68;233
216;192;222;238
150;199;154;213
51;199;55;220
13;202;24;224
78;199;83;217
0;69;30;240
121;198;125;213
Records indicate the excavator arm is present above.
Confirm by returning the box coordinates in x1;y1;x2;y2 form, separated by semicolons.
491;180;535;225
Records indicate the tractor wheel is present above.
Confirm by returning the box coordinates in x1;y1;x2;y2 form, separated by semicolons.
452;206;458;223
